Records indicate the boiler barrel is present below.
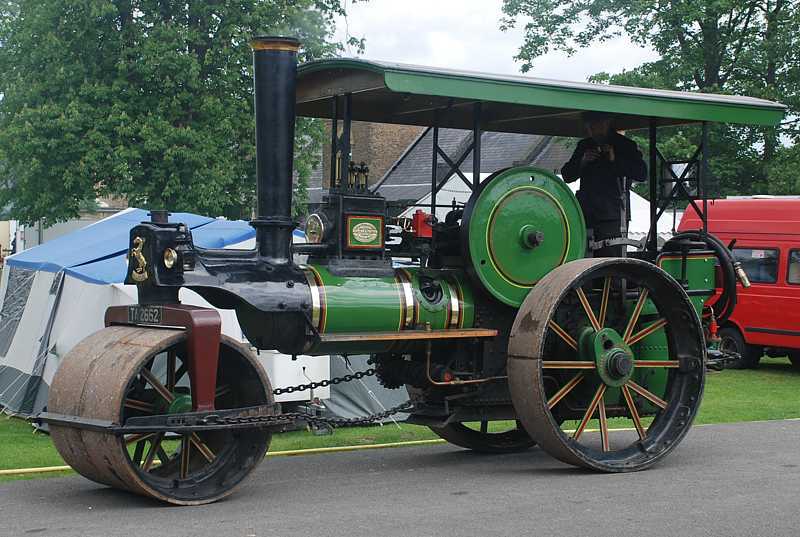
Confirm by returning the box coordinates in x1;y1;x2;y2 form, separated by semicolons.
300;265;474;354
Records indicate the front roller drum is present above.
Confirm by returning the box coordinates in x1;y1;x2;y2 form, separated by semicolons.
508;258;705;472
49;326;272;505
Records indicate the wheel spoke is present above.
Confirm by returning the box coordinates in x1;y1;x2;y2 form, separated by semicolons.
174;363;188;384
190;433;215;463
576;287;601;332
547;320;577;351
622;385;646;440
623;288;649;342
215;384;232;399
635;360;679;368
626;318;668;346
140;368;174;403
598;276;611;328
155;445;170;466
573;384;606;441
627;380;668;409
124;398;155;412
598;399;609;452
180;435;191;479
541;361;596;369
143;433;164;471
132;440;146;466
166;351;177;391
547;372;584;409
125;432;155;445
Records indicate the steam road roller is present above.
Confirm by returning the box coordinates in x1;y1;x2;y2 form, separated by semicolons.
36;36;786;504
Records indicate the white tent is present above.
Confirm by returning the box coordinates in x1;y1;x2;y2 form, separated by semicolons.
0;209;329;417
401;172;677;246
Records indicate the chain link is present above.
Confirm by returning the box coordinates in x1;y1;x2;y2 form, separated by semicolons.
205;367;413;429
272;368;376;395
206;400;414;429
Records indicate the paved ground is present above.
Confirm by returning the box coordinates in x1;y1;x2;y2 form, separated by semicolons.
2;420;799;537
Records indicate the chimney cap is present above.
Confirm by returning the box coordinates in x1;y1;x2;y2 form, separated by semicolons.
250;36;300;52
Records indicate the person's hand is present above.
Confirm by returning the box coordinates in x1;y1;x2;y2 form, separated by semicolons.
581;147;601;167
601;144;615;162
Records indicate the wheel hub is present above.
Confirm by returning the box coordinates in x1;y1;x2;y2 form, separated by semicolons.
168;394;193;414
579;327;635;387
607;352;633;379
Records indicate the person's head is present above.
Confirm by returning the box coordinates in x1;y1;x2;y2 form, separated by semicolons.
582;111;614;143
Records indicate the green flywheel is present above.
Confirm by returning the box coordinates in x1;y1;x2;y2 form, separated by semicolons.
461;166;586;307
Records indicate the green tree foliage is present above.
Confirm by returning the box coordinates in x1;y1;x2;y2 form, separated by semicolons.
501;0;800;197
0;0;356;225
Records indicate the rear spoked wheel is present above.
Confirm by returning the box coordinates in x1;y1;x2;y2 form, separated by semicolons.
508;258;705;472
50;326;272;504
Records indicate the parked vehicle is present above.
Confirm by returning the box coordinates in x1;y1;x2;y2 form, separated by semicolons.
36;37;786;505
679;198;800;368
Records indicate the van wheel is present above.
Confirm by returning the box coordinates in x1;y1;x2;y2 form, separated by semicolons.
719;327;761;369
789;352;800;369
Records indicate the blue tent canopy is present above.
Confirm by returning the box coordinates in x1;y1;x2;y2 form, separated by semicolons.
6;209;304;285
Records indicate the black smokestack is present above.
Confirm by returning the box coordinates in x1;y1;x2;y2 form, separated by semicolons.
249;36;300;262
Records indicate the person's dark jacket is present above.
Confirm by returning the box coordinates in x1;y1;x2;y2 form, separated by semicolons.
561;132;647;225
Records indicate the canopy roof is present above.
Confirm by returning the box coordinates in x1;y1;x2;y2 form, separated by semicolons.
296;59;786;137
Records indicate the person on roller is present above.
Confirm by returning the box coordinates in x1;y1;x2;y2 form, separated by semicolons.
561;111;647;257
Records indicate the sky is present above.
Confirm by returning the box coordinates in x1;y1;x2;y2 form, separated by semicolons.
333;0;659;82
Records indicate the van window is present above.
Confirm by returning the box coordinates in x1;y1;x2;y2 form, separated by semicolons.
732;248;779;284
789;250;800;285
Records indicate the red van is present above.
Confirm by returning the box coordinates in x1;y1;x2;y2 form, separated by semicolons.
679;198;800;368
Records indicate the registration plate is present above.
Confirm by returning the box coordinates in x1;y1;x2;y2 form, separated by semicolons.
127;305;163;325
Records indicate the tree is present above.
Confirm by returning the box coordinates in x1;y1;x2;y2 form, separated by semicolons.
0;0;357;225
501;0;800;196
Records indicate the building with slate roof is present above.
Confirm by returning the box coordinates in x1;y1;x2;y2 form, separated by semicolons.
306;124;576;213
371;127;575;207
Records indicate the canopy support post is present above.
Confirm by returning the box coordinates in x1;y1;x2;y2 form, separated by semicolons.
329;97;338;187
428;106;483;215
647;119;711;255
648;119;658;254
340;94;352;189
431;122;439;214
700;121;709;237
473;102;482;188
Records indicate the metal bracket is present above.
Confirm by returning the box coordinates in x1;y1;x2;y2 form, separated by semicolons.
646;120;710;254
105;304;222;412
430;103;482;213
33;404;288;434
589;237;645;251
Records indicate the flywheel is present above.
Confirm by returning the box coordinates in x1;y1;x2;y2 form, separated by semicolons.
461;166;586;307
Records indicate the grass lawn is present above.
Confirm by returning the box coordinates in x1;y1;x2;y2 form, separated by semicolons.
2;357;798;482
